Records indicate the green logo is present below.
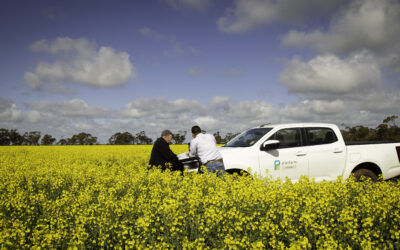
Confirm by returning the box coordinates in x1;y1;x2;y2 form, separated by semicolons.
274;160;280;170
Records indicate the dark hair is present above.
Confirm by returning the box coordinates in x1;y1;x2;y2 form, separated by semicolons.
191;126;201;134
161;130;173;137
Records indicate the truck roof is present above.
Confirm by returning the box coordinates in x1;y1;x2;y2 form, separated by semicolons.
255;123;337;129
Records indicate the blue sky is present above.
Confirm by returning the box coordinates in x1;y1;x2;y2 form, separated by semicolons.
1;0;400;143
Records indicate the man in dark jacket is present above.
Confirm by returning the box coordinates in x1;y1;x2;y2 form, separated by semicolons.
149;130;183;172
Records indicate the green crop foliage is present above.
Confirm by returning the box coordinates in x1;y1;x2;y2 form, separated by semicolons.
1;146;399;249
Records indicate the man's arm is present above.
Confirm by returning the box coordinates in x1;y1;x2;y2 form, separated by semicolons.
160;142;179;162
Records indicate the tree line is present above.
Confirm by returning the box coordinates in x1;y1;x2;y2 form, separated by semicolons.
1;115;399;146
341;115;400;142
0;130;152;146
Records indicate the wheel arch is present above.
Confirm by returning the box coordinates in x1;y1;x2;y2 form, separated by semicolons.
352;162;382;177
226;168;250;176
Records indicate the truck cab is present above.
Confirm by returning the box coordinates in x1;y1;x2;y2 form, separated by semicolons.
216;123;400;181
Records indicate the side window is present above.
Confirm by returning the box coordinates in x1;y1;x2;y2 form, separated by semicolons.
306;128;338;145
271;128;302;149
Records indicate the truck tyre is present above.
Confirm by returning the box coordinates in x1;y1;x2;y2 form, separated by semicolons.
353;169;378;182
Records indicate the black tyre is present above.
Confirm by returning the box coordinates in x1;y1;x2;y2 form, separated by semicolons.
353;169;378;182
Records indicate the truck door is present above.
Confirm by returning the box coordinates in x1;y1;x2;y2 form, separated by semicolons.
259;127;308;180
305;127;346;181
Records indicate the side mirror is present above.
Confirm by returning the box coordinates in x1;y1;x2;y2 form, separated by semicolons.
260;140;280;151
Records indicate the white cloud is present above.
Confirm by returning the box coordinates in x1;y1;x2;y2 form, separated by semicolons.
27;111;41;123
0;99;23;122
282;0;400;53
123;97;204;118
2;94;399;143
28;99;107;118
218;0;342;33
25;37;135;90
193;116;219;130
278;99;346;122
281;0;400;74
279;52;382;97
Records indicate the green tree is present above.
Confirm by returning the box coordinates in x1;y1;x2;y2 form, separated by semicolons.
224;132;239;143
0;128;11;145
41;134;56;145
57;138;68;145
23;131;41;145
213;131;224;144
108;132;135;145
8;129;24;145
173;130;186;144
135;131;153;145
68;132;98;145
383;115;398;127
341;115;400;142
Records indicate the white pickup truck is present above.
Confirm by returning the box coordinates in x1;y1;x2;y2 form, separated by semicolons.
179;123;400;182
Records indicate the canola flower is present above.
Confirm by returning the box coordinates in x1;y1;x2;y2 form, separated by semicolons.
0;145;400;249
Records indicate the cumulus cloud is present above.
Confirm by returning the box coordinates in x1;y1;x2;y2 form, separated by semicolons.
25;37;135;90
2;94;399;143
278;99;346;122
122;97;205;119
279;52;382;97
28;99;107;118
193;116;219;130
0;99;23;122
218;0;342;33
281;0;400;74
282;0;400;53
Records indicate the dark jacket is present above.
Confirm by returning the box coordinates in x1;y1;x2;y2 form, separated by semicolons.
149;137;182;171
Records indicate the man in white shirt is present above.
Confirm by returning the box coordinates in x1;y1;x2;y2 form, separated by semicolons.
188;125;225;175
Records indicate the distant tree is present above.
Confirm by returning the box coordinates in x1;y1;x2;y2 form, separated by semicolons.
57;138;68;145
224;132;239;143
341;126;375;142
108;132;135;145
377;115;400;142
68;132;98;145
41;134;56;145
0;128;11;145
173;130;186;144
383;115;398;127
135;131;152;145
8;129;24;145
23;131;41;145
213;131;224;144
341;115;400;142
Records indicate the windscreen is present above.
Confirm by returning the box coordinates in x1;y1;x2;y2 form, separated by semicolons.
224;128;272;147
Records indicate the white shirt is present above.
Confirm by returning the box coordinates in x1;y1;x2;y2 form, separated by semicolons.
189;133;222;164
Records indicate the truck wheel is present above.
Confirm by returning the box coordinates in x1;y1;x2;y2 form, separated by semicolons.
353;169;378;182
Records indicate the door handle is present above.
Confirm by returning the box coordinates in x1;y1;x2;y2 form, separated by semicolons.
296;151;307;156
333;148;343;153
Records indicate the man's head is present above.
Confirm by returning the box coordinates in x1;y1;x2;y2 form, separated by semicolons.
161;130;173;144
191;125;201;138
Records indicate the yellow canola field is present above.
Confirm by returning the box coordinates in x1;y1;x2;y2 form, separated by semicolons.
1;145;400;249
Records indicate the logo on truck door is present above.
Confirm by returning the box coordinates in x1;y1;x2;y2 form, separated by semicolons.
274;160;298;170
274;160;280;170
